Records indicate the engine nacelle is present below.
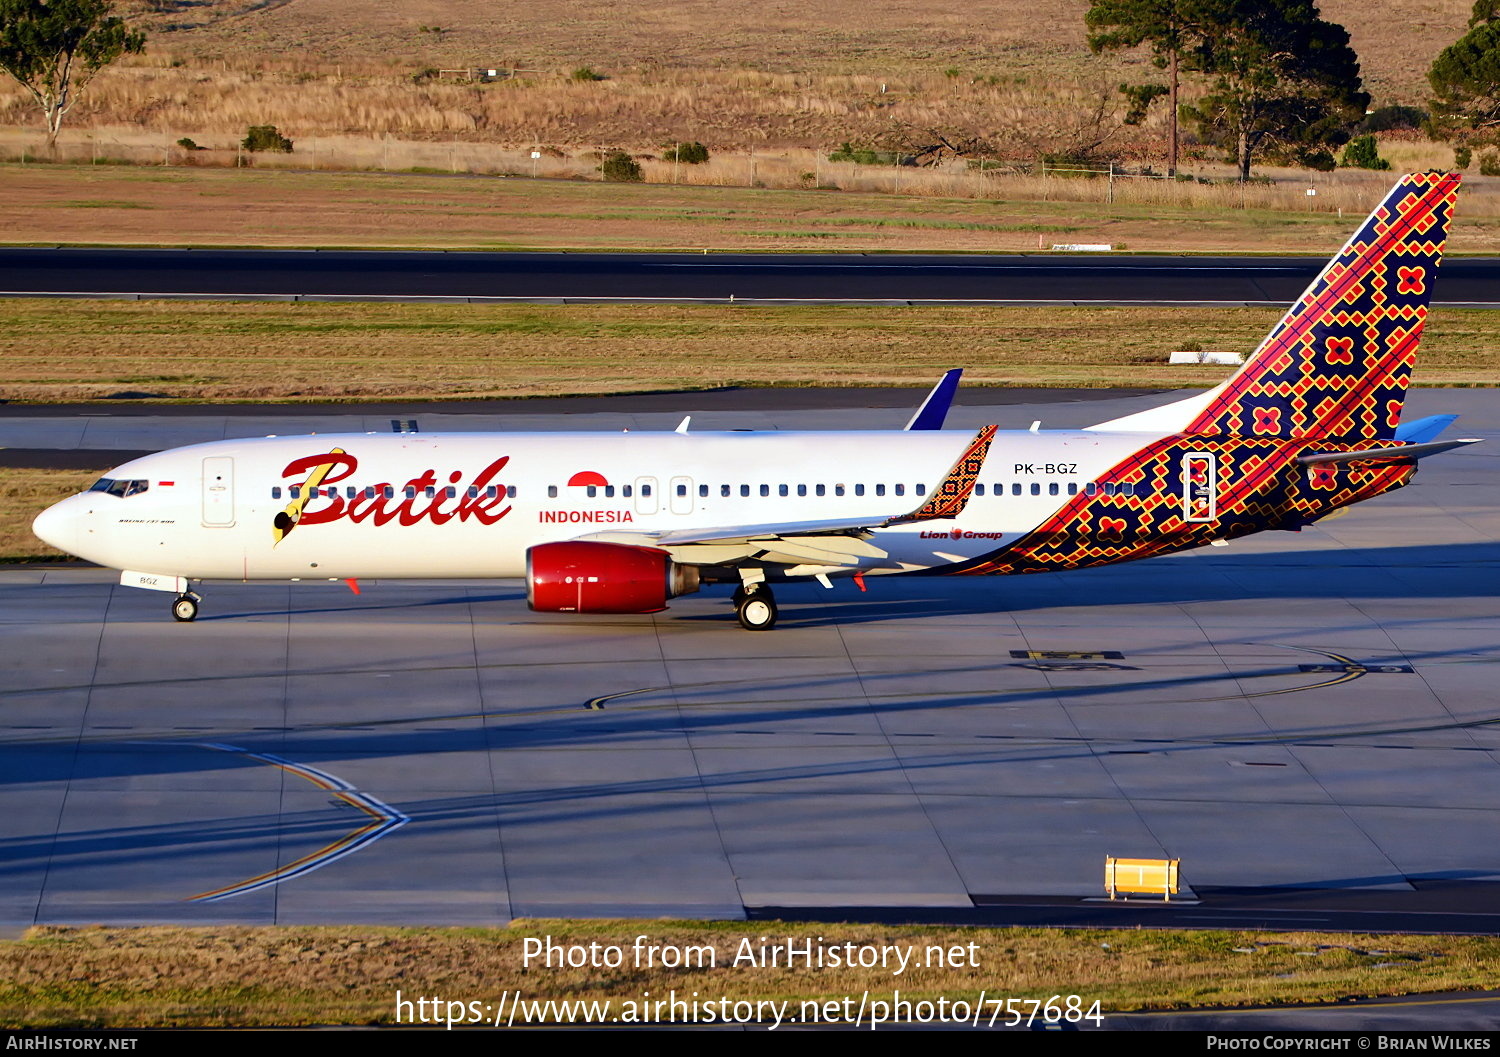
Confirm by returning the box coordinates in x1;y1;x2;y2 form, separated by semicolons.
526;541;701;614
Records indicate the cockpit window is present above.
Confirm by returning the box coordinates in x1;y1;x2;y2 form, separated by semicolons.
88;477;149;498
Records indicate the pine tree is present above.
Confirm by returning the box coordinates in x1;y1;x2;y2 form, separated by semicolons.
1181;0;1366;180
1427;0;1500;149
1085;0;1211;177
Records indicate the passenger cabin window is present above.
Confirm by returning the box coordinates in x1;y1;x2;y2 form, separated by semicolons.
778;485;788;497
875;484;886;497
1011;483;1022;496
677;484;689;497
699;484;709;497
759;485;770;497
854;484;865;496
975;484;985;496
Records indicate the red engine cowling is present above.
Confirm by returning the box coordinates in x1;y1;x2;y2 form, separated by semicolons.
526;541;701;614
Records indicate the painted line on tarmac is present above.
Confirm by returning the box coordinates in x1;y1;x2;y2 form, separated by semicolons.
5;291;1500;308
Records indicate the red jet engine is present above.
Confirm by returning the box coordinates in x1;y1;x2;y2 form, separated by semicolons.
527;541;701;613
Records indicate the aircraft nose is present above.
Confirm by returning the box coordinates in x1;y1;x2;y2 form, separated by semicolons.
32;496;80;555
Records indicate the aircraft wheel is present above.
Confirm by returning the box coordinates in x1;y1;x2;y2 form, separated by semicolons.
736;590;777;631
172;594;199;623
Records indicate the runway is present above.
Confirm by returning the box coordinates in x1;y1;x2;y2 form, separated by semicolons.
1;388;1497;927
4;247;1500;306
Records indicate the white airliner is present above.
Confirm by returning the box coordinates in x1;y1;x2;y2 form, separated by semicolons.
31;172;1480;630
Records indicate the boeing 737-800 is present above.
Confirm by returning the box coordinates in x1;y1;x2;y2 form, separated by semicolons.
31;172;1481;630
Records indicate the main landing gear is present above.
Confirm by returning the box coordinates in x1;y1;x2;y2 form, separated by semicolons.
732;583;778;631
171;591;202;623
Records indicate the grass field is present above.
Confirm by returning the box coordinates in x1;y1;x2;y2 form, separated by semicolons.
3;922;1498;1027
5;163;1500;254
5;298;1497;405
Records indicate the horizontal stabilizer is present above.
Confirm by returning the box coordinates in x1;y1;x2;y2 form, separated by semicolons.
904;369;963;431
1394;413;1459;444
1297;438;1482;464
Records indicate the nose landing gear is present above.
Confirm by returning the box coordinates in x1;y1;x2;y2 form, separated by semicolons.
172;591;202;622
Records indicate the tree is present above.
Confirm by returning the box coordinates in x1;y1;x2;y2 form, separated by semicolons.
1181;0;1366;180
1339;133;1390;170
1427;0;1500;149
1086;0;1213;176
0;0;144;149
599;150;642;182
242;125;293;152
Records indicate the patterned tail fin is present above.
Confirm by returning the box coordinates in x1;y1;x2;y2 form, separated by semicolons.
1183;171;1461;443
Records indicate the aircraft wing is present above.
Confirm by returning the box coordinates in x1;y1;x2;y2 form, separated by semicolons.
583;519;895;568
577;424;998;568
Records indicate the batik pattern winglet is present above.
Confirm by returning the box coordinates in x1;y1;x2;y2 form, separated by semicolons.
1184;171;1461;444
886;424;997;525
939;435;1413;577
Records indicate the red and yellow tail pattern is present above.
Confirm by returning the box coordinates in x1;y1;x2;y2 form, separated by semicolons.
1185;171;1461;443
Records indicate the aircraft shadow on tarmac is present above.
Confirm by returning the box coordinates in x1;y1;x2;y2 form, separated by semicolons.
178;538;1500;627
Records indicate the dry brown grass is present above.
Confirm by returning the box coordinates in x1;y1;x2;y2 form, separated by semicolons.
0;1;1471;181
4;922;1500;1027
1;299;1495;406
0;469;98;561
4;164;1500;254
115;0;1467;105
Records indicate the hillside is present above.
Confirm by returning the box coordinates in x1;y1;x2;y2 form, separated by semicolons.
126;0;1469;105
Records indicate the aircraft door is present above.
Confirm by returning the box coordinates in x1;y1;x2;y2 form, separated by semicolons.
634;476;659;515
669;475;694;515
202;456;236;527
1181;452;1217;522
